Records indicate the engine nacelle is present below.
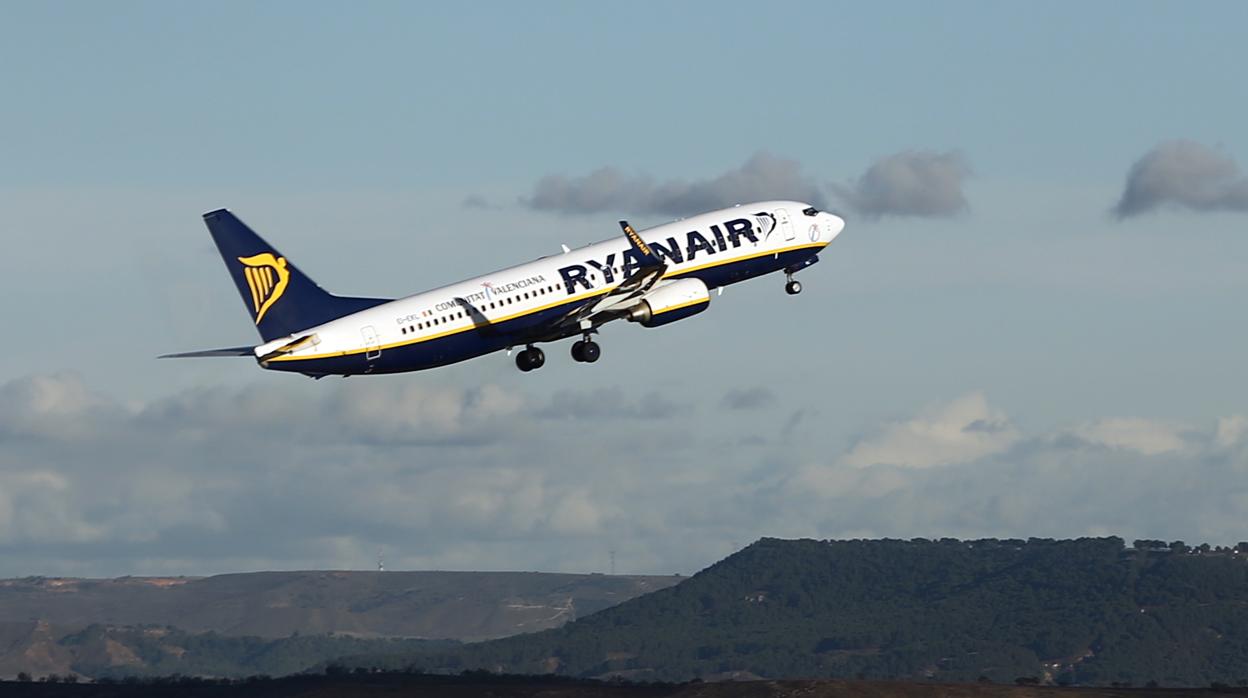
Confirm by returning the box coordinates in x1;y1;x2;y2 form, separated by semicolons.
625;278;710;328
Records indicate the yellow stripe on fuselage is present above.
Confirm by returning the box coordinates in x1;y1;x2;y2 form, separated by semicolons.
266;242;824;363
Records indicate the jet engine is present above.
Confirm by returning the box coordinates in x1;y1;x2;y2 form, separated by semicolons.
625;278;710;328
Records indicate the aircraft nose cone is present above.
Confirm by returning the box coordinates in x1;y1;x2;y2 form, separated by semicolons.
824;213;846;240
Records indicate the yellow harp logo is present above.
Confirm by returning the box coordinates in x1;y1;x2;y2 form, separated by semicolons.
238;253;290;324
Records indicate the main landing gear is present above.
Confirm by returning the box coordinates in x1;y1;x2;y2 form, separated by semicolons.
515;345;545;372
785;273;803;295
571;336;601;363
514;334;601;372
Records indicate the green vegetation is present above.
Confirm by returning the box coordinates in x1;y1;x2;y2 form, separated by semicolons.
397;538;1248;686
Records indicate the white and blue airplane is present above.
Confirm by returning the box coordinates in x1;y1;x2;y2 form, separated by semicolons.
162;202;845;376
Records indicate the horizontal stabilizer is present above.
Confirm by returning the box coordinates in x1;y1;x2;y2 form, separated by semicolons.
159;346;255;359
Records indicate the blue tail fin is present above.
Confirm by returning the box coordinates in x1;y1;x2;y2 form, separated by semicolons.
203;209;390;342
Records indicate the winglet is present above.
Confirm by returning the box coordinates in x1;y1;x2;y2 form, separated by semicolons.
619;221;661;266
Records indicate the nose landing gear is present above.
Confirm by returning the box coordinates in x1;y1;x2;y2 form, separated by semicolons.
515;345;545;372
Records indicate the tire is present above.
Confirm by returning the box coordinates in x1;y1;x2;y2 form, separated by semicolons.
529;347;545;369
515;350;534;372
571;340;586;362
785;280;802;295
581;341;601;363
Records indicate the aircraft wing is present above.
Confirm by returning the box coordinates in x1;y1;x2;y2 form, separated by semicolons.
541;221;667;337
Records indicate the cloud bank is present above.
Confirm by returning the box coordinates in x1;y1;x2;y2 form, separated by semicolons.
518;150;972;219
1;375;1245;578
524;153;828;218
841;393;1019;469
1114;140;1248;218
830;150;971;218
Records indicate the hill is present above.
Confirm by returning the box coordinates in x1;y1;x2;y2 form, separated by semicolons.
401;538;1248;686
0;621;450;680
0;571;680;641
0;570;680;680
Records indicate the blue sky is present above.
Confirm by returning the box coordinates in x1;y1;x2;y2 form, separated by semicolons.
2;2;1248;576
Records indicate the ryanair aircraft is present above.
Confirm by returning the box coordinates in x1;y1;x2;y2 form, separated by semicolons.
162;202;845;376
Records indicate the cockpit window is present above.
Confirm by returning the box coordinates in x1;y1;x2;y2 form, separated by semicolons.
802;206;820;216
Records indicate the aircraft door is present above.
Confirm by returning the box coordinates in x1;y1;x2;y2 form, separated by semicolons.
361;325;381;361
776;208;795;241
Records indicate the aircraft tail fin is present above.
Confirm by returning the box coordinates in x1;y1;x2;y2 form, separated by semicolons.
202;209;390;342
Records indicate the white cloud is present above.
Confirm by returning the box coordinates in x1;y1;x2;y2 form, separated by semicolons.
2;373;1248;577
841;393;1019;468
328;381;525;445
1215;415;1248;448
1068;417;1188;455
780;396;1248;547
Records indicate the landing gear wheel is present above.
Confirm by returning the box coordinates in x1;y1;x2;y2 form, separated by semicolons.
571;339;601;363
515;346;545;372
580;340;601;363
785;280;803;295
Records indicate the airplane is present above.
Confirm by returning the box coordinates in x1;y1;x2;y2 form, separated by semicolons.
161;201;845;376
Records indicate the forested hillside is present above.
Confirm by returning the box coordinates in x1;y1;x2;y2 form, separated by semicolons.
404;538;1248;686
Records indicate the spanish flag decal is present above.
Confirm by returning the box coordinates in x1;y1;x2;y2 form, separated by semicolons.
237;253;290;324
